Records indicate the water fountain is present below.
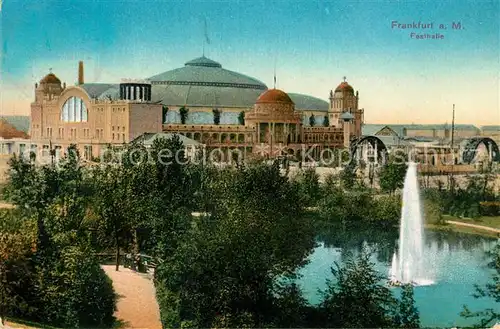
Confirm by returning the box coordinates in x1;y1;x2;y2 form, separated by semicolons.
390;162;434;286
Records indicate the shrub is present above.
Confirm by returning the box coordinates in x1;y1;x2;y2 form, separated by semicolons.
423;200;444;225
37;246;116;327
479;201;500;216
371;195;401;226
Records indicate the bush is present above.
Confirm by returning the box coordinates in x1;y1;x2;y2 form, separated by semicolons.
37;246;117;328
479;201;500;216
371;195;401;226
424;200;444;225
318;189;372;225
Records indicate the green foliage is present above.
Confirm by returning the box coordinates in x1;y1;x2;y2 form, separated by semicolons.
422;173;498;219
395;284;420;328
319;248;410;328
0;210;37;323
461;243;500;328
318;188;371;225
339;166;356;190
294;168;321;207
318;185;401;227
323;115;329;127
154;162;316;328
379;158;407;194
371;195;401;225
272;282;310;327
179;107;189;124
423;199;444;225
36;246;116;328
212;108;221;125
162;106;169;124
0;146;117;328
238;111;245;125
309;114;315;127
479;201;500;216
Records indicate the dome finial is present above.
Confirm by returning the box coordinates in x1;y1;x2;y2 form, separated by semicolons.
49;67;53;73
343;76;347;82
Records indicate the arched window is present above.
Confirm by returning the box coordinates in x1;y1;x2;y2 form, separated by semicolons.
61;96;88;122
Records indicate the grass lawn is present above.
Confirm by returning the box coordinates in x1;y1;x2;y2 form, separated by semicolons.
5;318;61;329
426;223;499;238
443;214;500;229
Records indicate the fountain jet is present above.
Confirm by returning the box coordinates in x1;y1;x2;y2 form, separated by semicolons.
390;162;434;286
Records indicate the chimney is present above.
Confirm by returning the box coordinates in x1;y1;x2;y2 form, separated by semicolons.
78;61;84;85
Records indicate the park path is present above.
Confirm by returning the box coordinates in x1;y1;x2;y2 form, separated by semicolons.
446;220;500;234
0;202;14;209
102;265;162;329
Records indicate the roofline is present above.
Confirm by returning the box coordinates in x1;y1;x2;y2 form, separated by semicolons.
150;80;267;90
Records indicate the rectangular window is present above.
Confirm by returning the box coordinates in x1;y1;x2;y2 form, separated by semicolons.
112;133;114;140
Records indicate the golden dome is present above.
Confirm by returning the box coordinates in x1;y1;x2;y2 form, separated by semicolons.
335;82;354;93
40;73;61;84
256;89;294;104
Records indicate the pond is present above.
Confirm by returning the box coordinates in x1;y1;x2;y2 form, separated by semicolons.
297;225;497;328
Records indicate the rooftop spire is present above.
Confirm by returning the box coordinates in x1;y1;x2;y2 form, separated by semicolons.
343;76;347;82
203;17;210;57
273;58;277;89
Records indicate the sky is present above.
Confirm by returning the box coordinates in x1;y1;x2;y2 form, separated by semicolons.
0;0;499;126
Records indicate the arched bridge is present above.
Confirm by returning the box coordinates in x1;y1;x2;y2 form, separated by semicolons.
349;135;389;165
461;137;500;164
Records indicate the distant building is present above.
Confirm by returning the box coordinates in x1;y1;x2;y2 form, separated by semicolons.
25;57;364;162
1;55;497;182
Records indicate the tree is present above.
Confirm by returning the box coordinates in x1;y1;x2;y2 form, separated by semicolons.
212;108;221;125
323;115;329;127
238;111;245;125
395;284;420;328
339;166;356;190
0;146;118;328
309;114;316;127
379;158;407;194
319;247;410;328
154;162;316;328
179;107;189;124
91;165;133;271
162;105;169;124
295;168;321;207
461;243;500;328
0;210;36;325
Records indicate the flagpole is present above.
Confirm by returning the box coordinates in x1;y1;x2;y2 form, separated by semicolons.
273;58;277;89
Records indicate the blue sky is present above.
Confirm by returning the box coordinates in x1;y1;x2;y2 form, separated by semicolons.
1;0;498;125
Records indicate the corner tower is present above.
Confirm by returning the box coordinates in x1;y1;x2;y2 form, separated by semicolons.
328;78;363;137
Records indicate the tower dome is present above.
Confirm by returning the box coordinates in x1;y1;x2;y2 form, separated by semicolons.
335;81;354;93
40;73;61;85
256;89;294;104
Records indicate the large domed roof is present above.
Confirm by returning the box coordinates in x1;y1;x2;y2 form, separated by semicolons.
148;56;268;108
288;93;329;112
256;89;294;104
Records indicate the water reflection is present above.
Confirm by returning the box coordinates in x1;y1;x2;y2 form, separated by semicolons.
299;224;497;327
